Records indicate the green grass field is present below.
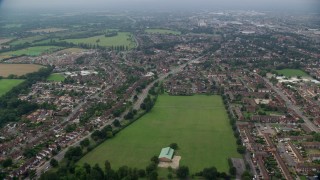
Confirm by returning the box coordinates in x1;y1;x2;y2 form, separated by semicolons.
9;35;45;46
0;79;24;96
64;32;136;49
0;46;62;60
276;69;309;77
3;24;22;28
47;73;65;82
145;29;181;35
78;95;240;173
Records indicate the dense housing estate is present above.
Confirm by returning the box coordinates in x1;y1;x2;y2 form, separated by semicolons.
0;7;319;180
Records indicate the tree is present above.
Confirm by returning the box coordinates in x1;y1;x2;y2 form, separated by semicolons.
39;171;59;180
176;166;189;179
105;160;111;171
237;145;246;154
80;138;90;147
229;166;237;176
113;119;121;127
150;156;159;164
138;169;146;178
89;164;104;180
169;143;178;150
50;158;59;168
2;158;13;168
64;146;83;161
202;167;218;180
149;171;158;180
146;163;157;175
241;170;252;180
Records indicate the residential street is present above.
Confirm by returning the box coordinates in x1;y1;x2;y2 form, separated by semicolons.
263;77;319;133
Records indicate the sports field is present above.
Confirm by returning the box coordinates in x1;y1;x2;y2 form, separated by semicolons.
0;79;24;96
145;28;181;35
64;32;136;49
0;64;44;77
0;46;62;60
276;69;309;77
78;95;240;173
47;73;65;82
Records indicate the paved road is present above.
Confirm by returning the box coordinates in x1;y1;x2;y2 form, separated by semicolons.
262;76;319;133
36;56;202;178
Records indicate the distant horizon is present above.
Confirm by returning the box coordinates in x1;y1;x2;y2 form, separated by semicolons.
1;0;319;13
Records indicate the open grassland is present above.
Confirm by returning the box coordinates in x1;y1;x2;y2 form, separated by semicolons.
276;69;309;77
145;28;181;35
0;46;63;60
9;35;45;46
47;73;65;82
78;95;240;173
64;32;136;49
0;79;24;96
0;64;44;77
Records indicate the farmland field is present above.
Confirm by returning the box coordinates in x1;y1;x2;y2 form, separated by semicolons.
0;64;44;77
3;24;22;28
0;79;24;96
276;69;309;77
145;28;181;35
0;46;63;60
78;95;240;173
47;73;65;82
9;35;45;46
29;28;67;33
64;32;136;49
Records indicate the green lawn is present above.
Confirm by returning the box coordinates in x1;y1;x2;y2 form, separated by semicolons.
0;46;62;60
275;69;309;77
47;73;65;82
0;79;24;96
145;29;181;35
78;95;240;173
64;32;136;49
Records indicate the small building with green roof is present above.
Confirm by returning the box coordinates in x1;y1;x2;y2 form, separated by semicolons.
158;147;174;162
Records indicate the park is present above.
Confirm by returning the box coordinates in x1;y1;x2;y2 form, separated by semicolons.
78;95;240;175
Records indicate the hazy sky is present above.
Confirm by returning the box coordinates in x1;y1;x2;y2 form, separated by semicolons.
1;0;319;12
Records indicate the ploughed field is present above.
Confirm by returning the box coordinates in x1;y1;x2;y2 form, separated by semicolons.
0;64;44;77
145;28;181;35
78;95;240;173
